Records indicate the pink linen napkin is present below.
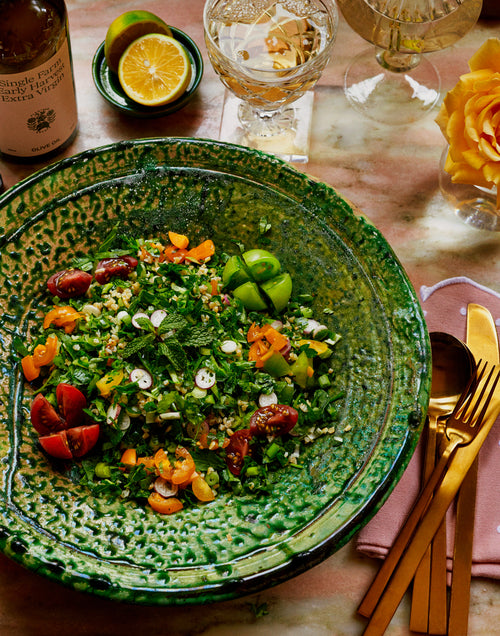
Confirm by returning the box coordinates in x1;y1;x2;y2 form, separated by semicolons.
356;276;500;579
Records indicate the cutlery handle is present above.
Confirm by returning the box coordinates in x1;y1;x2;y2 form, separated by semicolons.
362;481;453;636
448;458;478;635
409;415;438;633
358;443;454;618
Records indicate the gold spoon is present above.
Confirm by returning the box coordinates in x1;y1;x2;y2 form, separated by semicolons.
410;331;474;634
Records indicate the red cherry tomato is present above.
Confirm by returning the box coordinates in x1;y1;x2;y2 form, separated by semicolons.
225;429;252;476
30;393;66;436
94;256;138;284
66;424;100;457
56;383;87;429
39;424;100;459
47;269;93;299
249;404;298;437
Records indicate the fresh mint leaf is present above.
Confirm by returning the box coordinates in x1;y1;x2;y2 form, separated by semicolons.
158;312;188;334
182;325;214;347
159;339;187;370
121;333;155;359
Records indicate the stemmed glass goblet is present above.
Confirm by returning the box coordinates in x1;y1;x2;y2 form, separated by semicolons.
336;0;483;125
203;0;338;162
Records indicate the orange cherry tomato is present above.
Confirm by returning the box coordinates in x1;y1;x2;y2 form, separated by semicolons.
171;446;196;485
137;456;156;473
168;231;189;249
154;448;173;479
159;244;188;264
186;239;215;262
148;493;183;515
191;475;215;502
43;306;81;334
21;355;40;381
120;448;137;471
32;333;59;367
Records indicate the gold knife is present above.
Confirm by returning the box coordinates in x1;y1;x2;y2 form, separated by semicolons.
449;304;499;635
362;365;500;636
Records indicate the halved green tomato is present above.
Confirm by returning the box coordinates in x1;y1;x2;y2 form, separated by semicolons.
222;255;251;290
232;281;268;311
261;272;292;312
243;249;281;282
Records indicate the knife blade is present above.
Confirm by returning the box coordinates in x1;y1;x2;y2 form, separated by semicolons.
449;304;499;635
362;365;500;636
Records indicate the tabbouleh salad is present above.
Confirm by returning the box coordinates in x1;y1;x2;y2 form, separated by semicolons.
18;228;344;515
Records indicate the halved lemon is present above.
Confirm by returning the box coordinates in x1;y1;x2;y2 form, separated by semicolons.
118;33;192;107
105;10;172;74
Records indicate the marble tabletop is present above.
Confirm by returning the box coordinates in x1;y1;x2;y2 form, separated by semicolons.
1;1;500;634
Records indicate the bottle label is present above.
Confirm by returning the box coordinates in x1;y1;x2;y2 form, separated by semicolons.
0;38;78;157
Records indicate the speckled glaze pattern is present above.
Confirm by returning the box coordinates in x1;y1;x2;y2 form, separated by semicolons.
0;138;430;605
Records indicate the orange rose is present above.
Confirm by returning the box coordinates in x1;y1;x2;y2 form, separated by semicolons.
436;38;500;208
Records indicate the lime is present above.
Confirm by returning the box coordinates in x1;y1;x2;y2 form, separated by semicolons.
118;33;192;107
105;10;172;74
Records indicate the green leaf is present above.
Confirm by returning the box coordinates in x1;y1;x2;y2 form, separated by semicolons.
181;325;214;347
121;333;155;359
159;339;187;370
158;312;188;334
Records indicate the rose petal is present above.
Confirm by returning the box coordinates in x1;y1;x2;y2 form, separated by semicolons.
479;138;500;163
463;148;487;170
469;38;500;74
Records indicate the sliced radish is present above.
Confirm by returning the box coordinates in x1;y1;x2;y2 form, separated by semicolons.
194;367;216;389
258;392;278;407
150;309;167;327
116;310;130;323
106;403;121;426
271;319;283;331
129;368;153;390
303;319;321;335
154;477;178;498
106;404;131;430
220;340;237;354
132;312;150;328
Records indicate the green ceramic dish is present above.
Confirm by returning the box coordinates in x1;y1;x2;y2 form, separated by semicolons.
0;138;430;605
92;28;203;118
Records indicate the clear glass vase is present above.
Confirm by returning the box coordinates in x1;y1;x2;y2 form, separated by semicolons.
439;146;500;231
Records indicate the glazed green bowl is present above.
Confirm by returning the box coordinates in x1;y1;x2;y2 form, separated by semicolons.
0;138;430;605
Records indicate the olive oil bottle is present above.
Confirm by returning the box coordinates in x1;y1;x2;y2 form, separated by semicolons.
0;0;78;160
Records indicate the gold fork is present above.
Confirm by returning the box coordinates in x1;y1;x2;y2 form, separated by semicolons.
358;361;499;620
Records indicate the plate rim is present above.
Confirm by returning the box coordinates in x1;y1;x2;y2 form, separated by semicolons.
0;137;431;605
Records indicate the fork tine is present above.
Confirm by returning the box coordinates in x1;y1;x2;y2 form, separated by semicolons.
453;359;485;413
470;366;500;426
459;362;497;424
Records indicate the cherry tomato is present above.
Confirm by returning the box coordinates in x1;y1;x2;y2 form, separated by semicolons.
148;492;183;515
242;249;281;282
30;393;66;436
260;272;292;313
32;333;59;367
56;383;86;429
171;446;196;485
94;256;138;284
159;244;188;263
39;424;100;459
154;448;173;479
249;404;298;437
47;269;93;299
43;306;80;333
66;424;100;457
191;475;215;502
225;429;252;476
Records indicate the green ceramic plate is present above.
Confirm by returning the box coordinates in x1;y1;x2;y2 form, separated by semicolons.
0;138;430;605
92;28;203;118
